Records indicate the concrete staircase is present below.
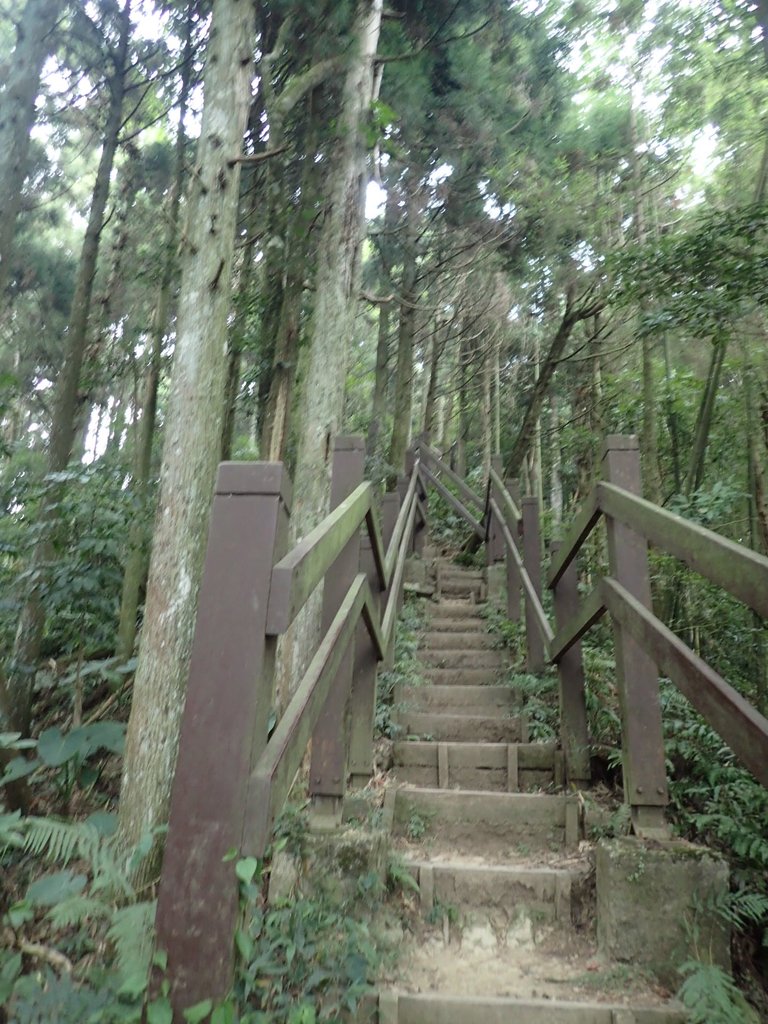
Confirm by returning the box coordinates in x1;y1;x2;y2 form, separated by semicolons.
377;559;686;1023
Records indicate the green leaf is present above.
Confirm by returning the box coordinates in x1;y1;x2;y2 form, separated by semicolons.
235;928;254;960
147;997;173;1024
235;857;259;884
222;847;238;862
153;949;168;971
1;755;40;783
37;726;85;766
183;999;212;1023
6;900;33;928
211;1003;236;1024
117;966;148;999
26;869;87;906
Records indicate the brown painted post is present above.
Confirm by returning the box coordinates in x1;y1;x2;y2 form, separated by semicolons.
602;435;668;836
309;435;364;823
506;478;522;623
487;456;505;565
348;530;381;789
522;496;545;673
155;461;290;1017
551;540;591;785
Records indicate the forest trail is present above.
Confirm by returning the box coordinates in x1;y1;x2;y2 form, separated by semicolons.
376;558;686;1023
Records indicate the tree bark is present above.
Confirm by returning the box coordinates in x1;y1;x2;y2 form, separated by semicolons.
684;339;727;495
0;0;61;299
283;0;382;703
504;288;601;479
119;0;255;856
115;5;194;660
6;0;132;733
290;0;383;538
630;101;662;504
387;178;420;486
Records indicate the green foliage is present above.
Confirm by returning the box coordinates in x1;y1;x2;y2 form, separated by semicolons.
615;201;768;340
375;596;425;739
678;961;759;1024
235;894;380;1023
2;814;162;1021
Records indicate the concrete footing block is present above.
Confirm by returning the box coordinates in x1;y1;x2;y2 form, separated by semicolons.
596;836;730;986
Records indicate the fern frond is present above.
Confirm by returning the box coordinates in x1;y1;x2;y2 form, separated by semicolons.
46;895;113;929
107;900;156;981
24;817;100;866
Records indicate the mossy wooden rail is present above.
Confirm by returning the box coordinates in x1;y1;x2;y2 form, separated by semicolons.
155;436;425;1017
154;429;768;1019
415;434;768;839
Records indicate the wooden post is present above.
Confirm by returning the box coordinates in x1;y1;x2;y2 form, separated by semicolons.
551;540;591;785
309;436;364;824
602;435;668;837
506;478;522;623
522;496;545;673
348;530;381;789
487;456;504;565
406;444;425;555
155;461;290;1016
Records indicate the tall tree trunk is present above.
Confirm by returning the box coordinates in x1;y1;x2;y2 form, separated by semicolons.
550;393;563;533
115;8;194;660
0;0;60;299
630;101;662;504
367;302;391;459
282;0;382;705
119;0;255;857
684;339;727;495
387;178;420;487
455;328;471;478
480;334;492;479
6;0;132;734
505;288;600;479
493;332;501;456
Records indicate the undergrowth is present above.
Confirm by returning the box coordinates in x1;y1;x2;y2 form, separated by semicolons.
375;595;425;740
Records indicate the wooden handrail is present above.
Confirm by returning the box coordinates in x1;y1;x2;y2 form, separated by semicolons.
420;462;485;539
547;487;600;589
489;466;521;525
266;481;373;635
597;482;768;619
364;505;388;592
603;578;768;788
386;465;419;580
382;488;419;647
490;498;554;655
549;584;606;664
246;573;382;856
417;439;484;511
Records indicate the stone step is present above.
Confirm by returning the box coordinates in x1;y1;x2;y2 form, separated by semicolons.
437;565;484;580
376;993;685;1023
426;617;487;634
393;740;559;792
421;631;496;650
438;581;481;598
403;858;588;927
391;787;580;851
396;684;517;713
397;712;526;744
417;648;504;669
421;667;504;686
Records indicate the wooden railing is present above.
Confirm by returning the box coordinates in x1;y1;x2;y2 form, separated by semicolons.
414;434;768;841
155;436;425;1015
154;429;768;1017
